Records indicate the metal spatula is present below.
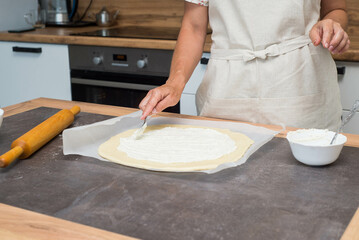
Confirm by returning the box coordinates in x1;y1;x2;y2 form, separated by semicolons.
133;116;151;140
330;99;359;144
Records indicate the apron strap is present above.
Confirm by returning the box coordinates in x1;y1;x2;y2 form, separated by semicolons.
211;35;312;62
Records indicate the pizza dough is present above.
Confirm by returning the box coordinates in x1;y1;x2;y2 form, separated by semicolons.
98;124;254;172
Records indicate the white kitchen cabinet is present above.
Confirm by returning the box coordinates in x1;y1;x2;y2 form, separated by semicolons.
0;41;71;107
180;52;210;116
180;94;197;116
341;110;359;134
336;61;359;134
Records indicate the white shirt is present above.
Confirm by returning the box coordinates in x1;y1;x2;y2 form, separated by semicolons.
185;0;208;7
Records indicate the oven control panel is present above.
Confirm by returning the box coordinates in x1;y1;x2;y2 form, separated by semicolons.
69;45;173;77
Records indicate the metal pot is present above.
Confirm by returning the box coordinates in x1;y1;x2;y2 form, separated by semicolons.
95;7;120;27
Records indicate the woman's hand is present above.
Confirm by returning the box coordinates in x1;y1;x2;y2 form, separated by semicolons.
139;82;184;120
310;19;350;54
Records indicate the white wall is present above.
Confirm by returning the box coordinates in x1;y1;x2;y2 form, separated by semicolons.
0;0;38;31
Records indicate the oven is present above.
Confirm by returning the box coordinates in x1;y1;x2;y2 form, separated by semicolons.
68;45;180;113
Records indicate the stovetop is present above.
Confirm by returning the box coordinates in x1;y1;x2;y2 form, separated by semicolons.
47;21;96;27
70;26;181;40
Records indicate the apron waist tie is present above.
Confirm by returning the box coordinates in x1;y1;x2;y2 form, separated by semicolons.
210;35;312;62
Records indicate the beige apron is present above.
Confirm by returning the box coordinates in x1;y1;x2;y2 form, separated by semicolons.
196;0;342;130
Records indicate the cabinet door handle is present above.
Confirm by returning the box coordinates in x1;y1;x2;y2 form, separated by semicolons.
200;57;209;65
337;66;346;75
12;46;42;54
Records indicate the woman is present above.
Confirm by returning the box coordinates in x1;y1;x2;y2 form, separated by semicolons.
139;0;350;130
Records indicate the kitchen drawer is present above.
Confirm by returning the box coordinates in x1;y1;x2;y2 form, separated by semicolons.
0;41;71;107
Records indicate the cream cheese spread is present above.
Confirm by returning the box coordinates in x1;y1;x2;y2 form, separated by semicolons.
117;127;237;163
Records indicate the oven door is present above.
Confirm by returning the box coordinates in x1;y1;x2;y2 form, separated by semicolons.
71;70;180;113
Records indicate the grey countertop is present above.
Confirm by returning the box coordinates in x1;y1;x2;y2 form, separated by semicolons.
0;107;359;240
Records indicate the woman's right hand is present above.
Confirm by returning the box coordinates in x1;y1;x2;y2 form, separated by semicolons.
139;82;184;120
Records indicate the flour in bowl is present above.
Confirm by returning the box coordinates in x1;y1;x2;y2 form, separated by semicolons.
286;129;346;146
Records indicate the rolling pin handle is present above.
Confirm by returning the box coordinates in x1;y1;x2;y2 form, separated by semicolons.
70;106;81;115
0;146;24;168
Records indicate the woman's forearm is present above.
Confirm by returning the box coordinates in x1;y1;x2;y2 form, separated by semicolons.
320;0;348;29
138;3;208;119
166;4;209;90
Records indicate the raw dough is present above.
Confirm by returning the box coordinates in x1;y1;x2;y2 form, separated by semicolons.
98;124;254;172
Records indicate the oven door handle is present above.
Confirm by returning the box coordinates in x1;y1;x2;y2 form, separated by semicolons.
71;78;158;91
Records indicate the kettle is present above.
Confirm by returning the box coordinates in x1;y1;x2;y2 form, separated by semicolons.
94;7;120;27
40;0;78;25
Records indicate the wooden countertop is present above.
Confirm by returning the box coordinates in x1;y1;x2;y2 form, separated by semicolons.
0;203;137;240
0;26;358;61
1;98;359;240
0;26;212;52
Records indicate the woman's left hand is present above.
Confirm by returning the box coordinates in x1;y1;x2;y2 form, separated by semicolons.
310;19;350;54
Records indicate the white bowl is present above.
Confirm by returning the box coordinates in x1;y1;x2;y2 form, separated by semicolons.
0;108;3;129
286;129;347;166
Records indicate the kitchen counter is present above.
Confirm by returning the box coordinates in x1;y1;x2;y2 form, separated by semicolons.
0;26;213;52
0;26;359;61
0;98;359;240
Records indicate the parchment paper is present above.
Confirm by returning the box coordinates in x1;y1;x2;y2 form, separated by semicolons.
63;111;279;174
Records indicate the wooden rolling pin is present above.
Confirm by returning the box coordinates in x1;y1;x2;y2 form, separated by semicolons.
0;106;81;168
